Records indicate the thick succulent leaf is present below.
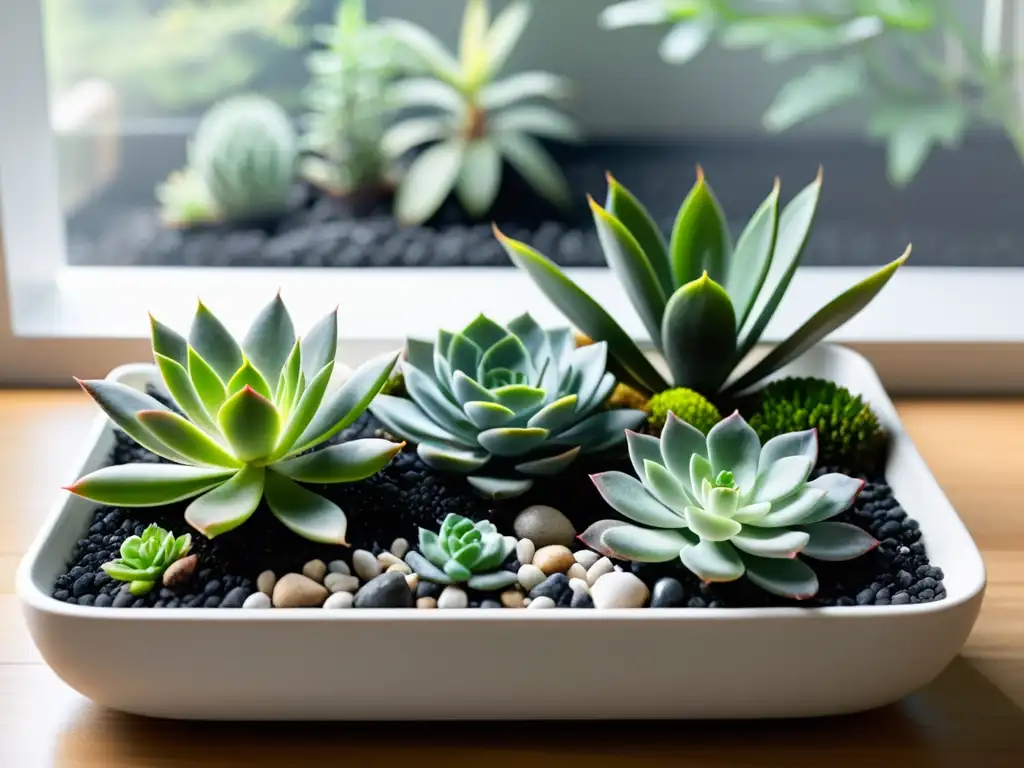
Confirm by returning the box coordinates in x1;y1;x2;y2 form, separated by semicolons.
297;351;400;450
444;559;472;581
188;346;227;419
680;540;745;582
75;379;185;463
498;229;669;394
706;412;761;492
418;530;448;568
603;524;695;563
456;140;502;218
370;393;474;448
549;408;644;453
661;412;709;487
479;71;570;111
685;505;742;542
479;334;532;380
731;526;809;559
645;460;692;514
189;301;243;383
758;487;827;527
759;428;818;472
448;332;484;380
492;131;572;208
217;386;280;463
604;173;672;294
670;169;731;285
65;464;234;507
547;327;576;370
155;354;219;434
751;455;814;504
581;372;617;414
451;369;496;405
467;571;521;591
466;475;534;499
705;486;740;519
515;446;581;476
492;384;547;416
731;501;772;525
149;315;188;366
404;365;477;437
491;106;582;143
381;19;460;81
184;464;264;538
739;552;819;599
382;116;452;159
406;550;453;584
136;410;240;468
505;313;548;364
418;442;492;473
271;362;334;459
591;471;686;528
798;522;879;561
462;314;509;350
451;541;482;567
459;0;489;83
727;179;780;328
627;430;666;487
226;359;272;400
485;0;531;75
661;273;736;393
800;474;866;524
566;342;608;409
272;439;403;484
477;426;549;457
404;338;435;375
735;172;822;359
527;394;578;432
243;293;295;395
276;340;302;414
689;453;714;501
725;248;910;395
464;400;517;429
300;308;338;382
263;470;347;545
395;139;465;225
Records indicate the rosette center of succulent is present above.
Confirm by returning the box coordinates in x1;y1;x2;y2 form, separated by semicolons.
714;470;735;489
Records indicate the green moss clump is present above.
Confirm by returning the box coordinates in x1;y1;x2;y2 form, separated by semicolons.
747;377;886;471
647;387;721;435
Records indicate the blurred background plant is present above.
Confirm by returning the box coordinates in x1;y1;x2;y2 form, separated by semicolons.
600;0;1024;186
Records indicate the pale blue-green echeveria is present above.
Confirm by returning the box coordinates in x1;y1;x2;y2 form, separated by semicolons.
405;513;519;591
101;523;192;596
369;312;646;499
579;411;875;599
66;295;401;544
499;169;908;398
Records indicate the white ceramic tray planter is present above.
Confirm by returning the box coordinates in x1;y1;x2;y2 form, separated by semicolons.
17;344;985;721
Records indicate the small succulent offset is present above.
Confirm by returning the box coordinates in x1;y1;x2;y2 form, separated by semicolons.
370;312;646;499
383;0;581;224
101;524;192;597
500;170;908;398
155;167;217;227
66;295;401;544
406;513;519;591
580;411;876;599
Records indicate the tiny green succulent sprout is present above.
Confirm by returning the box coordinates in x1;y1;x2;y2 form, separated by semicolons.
405;513;519;591
369;311;646;499
101;524;192;597
580;411;876;599
66;294;401;544
383;0;581;224
500;169;908;398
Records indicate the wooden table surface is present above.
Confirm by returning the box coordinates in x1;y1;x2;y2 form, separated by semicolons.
1;390;1023;766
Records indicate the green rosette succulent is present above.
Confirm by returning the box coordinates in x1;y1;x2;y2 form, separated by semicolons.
498;170;908;398
101;524;192;596
369;312;646;499
405;513;519;591
580;411;876;599
646;387;720;435
67;295;401;544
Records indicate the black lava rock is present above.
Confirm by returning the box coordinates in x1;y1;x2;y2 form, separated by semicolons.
354;573;414;608
650;578;686;608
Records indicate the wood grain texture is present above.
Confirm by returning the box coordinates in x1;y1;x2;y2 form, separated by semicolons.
0;390;1023;767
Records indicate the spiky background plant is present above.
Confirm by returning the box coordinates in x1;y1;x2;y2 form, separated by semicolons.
301;0;395;197
581;411;875;599
382;0;581;224
499;169;908;398
101;524;192;597
405;513;519;591
66;295;401;544
370;312;645;499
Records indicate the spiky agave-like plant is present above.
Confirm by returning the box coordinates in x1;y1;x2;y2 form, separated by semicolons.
369;313;646;499
66;295;401;544
498;169;908;398
580;411;875;599
382;0;581;224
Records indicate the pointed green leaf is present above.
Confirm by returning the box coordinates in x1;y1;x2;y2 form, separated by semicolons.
154;354;219;434
272;439;403;484
184;464;265;538
605;172;673;295
689;453;714;499
418;530;448;568
479;71;570;111
498;229;669;395
275;340;302;414
226;358;271;400
645;460;691;513
451;369;497;405
752;455;814;503
591;470;687;528
485;0;531;76
505;313;547;362
706;486;740;519
242;294;295;395
730;526;809;559
102;562;161;582
418;442;492;473
739;552;819;599
479;334;531;378
188;346;227;419
603;524;694;562
477;426;549;457
271;362;334;459
189;301;243;382
462;314;508;350
466;476;534;499
404;365;476;437
526;394;578;432
66;464;234;507
758;487;827;527
447;332;483;380
457;140;502;218
728;180;780;328
492;384;547;415
680;540;745;582
382;116;453;158
395;139;465;225
467;571;520;591
670;169;731;285
218;387;280;463
763;58;864;133
685;505;742;542
515;446;581;476
407;549;454;584
381;18;460;81
548;408;644;453
732;501;772;525
464;401;517;429
801;474;865;524
370;393;474;448
75;379;186;463
263;470;348;545
660;412;709;488
661;273;736;393
149;315;187;366
759;429;818;471
136;410;240;468
459;0;489;79
627;430;665;489
798;521;879;561
301;308;338;382
706;412;761;491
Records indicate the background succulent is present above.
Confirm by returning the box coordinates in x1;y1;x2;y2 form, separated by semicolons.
499;170;907;398
301;0;396;197
746;377;887;472
369;312;646;499
101;524;192;596
382;0;581;224
580;411;876;599
647;387;720;435
67;295;401;544
405;513;519;590
155;167;217;228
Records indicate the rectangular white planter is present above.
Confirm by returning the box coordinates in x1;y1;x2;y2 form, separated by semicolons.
17;345;985;720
